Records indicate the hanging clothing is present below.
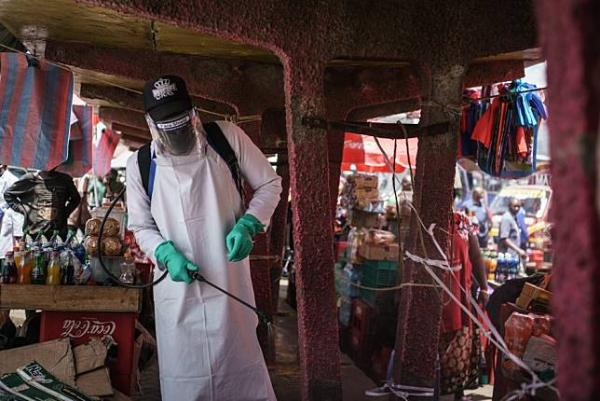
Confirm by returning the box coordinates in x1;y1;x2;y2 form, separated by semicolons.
440;212;481;395
127;121;282;401
470;81;547;178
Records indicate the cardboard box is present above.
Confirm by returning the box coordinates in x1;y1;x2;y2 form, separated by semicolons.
354;187;379;201
0;338;76;386
353;175;378;189
76;367;114;397
516;282;551;310
358;243;399;261
73;336;113;374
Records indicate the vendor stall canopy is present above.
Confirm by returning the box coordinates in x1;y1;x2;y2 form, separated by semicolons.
0;0;544;152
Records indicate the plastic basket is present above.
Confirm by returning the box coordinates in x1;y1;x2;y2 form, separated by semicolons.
360;260;398;288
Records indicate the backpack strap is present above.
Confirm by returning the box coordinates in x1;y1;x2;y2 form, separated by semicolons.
204;122;244;199
137;143;151;198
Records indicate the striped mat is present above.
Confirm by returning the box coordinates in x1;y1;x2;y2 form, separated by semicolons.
0;52;73;170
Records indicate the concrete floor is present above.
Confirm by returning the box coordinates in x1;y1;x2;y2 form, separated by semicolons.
133;280;494;400
134;280;378;401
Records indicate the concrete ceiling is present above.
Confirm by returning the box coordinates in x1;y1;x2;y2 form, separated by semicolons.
0;0;277;62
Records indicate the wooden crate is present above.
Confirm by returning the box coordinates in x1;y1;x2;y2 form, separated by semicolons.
0;285;142;313
515;282;551;310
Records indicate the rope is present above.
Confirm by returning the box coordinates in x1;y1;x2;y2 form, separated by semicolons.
367;119;559;400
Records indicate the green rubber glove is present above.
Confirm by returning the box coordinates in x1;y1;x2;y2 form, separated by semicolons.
155;241;199;284
226;214;265;262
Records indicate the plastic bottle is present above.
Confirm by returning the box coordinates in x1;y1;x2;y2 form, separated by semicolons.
0;259;9;284
119;252;136;284
4;252;16;284
16;251;32;284
31;250;46;285
46;251;61;285
61;252;74;285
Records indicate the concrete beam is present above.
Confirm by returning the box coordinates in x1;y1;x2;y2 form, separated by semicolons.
111;123;150;140
464;59;525;87
45;40;284;115
80;83;236;120
348;98;421;121
80;0;537;66
98;107;147;130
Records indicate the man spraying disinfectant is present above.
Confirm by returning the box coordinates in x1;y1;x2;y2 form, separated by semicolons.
126;75;282;401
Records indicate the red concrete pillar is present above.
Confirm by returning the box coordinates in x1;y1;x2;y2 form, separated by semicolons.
284;60;342;401
393;64;465;394
537;2;600;399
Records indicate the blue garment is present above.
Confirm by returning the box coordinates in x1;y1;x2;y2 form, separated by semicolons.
516;208;528;249
461;198;490;247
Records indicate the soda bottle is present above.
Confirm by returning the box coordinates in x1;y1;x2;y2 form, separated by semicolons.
46;251;61;285
0;259;9;284
119;252;136;284
4;251;17;284
16;251;32;284
31;250;46;285
61;252;74;285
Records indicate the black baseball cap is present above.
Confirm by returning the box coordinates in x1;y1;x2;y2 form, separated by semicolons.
143;75;193;121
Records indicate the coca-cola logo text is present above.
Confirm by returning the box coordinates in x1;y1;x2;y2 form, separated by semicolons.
61;318;116;338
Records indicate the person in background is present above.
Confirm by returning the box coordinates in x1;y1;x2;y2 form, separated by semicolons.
397;175;413;248
5;170;81;240
461;187;492;249
0;165;22;256
440;212;489;400
0;165;22;346
498;198;527;261
103;168;124;202
516;206;529;251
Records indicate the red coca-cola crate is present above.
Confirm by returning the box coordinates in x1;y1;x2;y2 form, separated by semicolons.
40;311;136;395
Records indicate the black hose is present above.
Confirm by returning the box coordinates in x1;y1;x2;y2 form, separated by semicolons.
96;186;272;324
96;186;168;288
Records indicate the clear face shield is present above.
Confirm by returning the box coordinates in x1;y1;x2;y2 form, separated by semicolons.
146;109;203;156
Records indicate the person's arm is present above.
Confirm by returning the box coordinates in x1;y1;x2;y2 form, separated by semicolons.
125;152;166;264
468;233;488;304
4;176;34;215
499;217;526;257
218;121;282;227
63;176;82;217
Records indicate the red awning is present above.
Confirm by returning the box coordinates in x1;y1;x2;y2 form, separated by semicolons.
341;132;418;173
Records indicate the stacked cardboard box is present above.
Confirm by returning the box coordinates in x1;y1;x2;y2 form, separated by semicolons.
358;229;399;262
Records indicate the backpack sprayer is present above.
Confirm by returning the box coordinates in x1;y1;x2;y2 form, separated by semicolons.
95;186;272;324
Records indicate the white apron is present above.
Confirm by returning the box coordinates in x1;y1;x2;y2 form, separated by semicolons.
126;121;281;401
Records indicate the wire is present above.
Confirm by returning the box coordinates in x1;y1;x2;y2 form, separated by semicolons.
464;86;547;103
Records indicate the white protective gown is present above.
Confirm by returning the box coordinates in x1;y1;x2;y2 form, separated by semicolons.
126;121;282;401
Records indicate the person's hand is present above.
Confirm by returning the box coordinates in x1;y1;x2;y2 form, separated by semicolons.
478;290;489;306
226;214;265;262
154;241;198;284
519;249;528;261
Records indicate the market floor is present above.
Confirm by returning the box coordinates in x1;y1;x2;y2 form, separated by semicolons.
133;281;494;401
135;280;378;400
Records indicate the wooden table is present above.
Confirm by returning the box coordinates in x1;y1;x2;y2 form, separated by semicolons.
0;284;142;313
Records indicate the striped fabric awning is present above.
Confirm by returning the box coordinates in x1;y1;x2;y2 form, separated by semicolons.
0;52;73;170
93;126;120;177
58;105;94;176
